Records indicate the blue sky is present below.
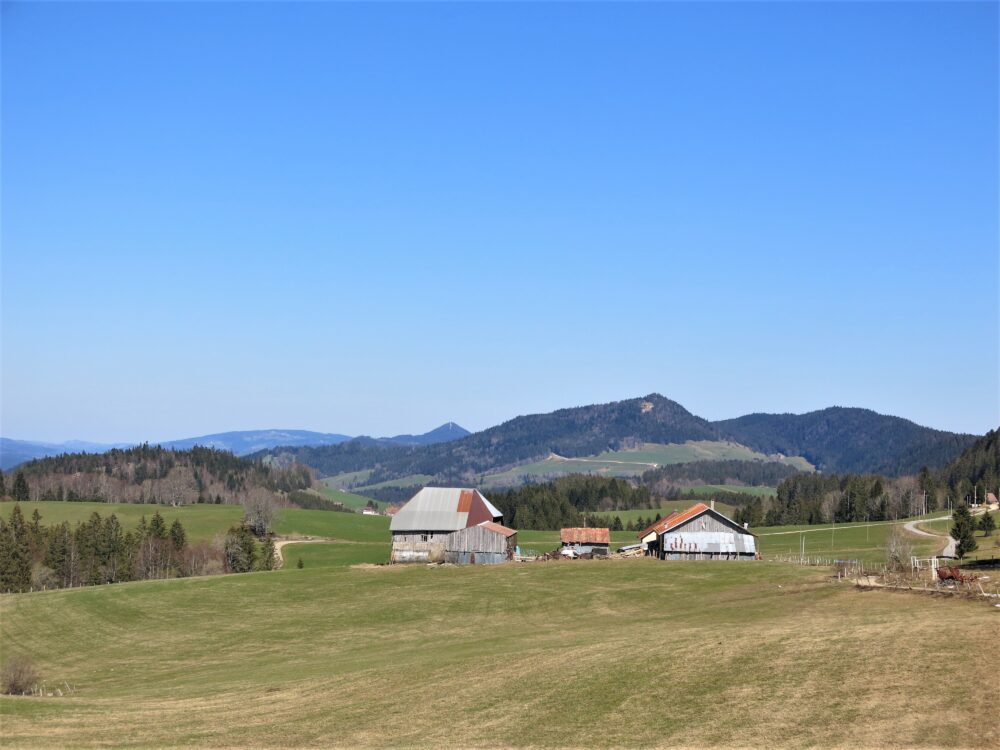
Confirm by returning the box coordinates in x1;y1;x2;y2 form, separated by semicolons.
2;1;997;442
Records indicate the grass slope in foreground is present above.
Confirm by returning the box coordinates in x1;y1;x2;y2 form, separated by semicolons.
2;562;997;749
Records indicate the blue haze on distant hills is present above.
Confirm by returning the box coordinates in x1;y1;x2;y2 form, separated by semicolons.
0;423;471;471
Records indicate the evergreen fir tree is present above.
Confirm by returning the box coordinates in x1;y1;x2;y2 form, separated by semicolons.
296;557;304;569
950;505;978;559
148;512;168;540
260;537;277;570
0;472;6;497
12;472;29;502
979;512;995;537
169;520;187;551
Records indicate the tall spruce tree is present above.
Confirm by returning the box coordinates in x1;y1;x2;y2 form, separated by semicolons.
950;505;978;559
979;512;996;537
12;472;29;502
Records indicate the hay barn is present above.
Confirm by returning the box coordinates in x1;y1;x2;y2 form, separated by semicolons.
389;487;509;564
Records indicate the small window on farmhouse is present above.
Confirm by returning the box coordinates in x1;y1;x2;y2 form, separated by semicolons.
421;533;429;542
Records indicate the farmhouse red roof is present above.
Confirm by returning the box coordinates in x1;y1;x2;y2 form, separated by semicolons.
637;503;711;539
560;527;610;545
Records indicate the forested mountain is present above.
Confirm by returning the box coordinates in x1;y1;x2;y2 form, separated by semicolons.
714;408;976;475
261;394;718;483
261;395;974;489
938;428;999;496
7;445;311;505
384;422;471;445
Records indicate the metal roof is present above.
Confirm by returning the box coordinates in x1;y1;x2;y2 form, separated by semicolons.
637;502;755;539
560;527;610;545
477;521;518;538
389;487;501;532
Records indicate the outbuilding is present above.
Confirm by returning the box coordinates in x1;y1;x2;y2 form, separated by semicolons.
444;521;518;565
560;527;611;556
389;487;506;564
638;502;757;560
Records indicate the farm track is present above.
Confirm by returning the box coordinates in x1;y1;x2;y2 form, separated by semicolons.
273;537;332;568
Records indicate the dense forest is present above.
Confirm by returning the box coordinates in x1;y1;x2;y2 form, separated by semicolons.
487;476;654;530
715;408;975;476
733;429;999;527
10;445;311;506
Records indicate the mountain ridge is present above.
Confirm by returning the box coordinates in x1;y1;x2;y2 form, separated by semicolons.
257;394;978;485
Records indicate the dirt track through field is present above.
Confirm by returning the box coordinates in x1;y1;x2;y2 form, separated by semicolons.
273;538;330;568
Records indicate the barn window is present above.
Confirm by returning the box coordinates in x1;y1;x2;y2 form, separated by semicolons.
421;533;429;542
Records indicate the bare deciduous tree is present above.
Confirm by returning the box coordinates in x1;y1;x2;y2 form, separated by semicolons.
242;489;279;537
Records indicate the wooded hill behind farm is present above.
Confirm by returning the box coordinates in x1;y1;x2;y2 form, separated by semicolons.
256;394;975;491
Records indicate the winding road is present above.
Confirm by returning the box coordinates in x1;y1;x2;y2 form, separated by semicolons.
903;517;955;558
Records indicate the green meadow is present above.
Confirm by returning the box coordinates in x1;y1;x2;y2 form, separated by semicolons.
2;558;996;749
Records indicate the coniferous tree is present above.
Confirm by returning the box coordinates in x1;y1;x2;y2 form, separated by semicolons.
169;519;187;552
223;526;257;573
0;472;6;497
11;472;29;502
979;512;996;537
950;505;978;559
260;537;277;570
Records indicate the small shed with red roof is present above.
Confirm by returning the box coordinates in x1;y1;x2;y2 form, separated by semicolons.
638;502;757;561
560;527;611;556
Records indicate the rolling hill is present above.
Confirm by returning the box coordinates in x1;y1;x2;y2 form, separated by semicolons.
715;408;978;475
261;395;977;495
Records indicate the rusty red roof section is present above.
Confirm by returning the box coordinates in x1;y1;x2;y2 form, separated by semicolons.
637;503;711;539
457;490;474;513
560;527;610;545
478;521;518;537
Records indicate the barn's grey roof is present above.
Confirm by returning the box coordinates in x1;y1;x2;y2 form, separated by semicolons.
389;487;501;532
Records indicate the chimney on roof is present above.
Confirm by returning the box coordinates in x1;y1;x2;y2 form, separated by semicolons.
744;522;749;530
710;499;715;511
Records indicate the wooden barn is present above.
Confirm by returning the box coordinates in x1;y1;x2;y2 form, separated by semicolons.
560;527;610;556
444;521;518;565
638;501;757;561
389;487;509;564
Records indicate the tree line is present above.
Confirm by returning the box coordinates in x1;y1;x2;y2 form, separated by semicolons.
733;428;1000;528
3;445;312;507
0;504;279;593
488;476;654;530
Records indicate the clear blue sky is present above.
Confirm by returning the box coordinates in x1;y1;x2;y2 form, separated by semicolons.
2;1;997;443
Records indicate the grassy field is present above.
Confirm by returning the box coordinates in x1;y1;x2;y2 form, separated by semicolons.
754;517;950;562
911;510;1000;563
311;486;382;511
0;500;389;545
478;441;812;487
2;559;997;748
